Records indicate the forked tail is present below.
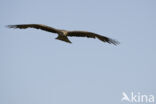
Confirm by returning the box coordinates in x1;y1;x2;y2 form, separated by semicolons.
55;35;72;43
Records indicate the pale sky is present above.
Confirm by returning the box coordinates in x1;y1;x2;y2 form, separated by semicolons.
0;0;156;104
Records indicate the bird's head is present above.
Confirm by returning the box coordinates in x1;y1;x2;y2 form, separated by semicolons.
59;30;68;36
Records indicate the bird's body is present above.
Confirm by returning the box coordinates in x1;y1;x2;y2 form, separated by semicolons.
7;24;119;45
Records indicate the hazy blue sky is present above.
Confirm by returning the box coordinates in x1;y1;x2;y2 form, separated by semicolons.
0;0;156;104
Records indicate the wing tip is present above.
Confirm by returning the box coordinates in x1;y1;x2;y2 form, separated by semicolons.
108;38;120;46
96;36;120;46
6;25;17;28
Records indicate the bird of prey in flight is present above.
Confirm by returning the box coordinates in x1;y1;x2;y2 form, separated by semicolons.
7;24;119;45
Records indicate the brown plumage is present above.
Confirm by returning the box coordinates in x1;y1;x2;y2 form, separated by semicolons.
7;24;119;45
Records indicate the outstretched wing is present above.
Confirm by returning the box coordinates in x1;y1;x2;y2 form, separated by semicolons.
67;31;119;45
7;24;59;33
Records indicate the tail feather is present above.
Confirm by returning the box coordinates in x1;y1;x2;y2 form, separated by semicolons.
55;35;72;43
